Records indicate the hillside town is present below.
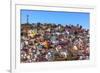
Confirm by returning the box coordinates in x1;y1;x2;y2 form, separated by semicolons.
20;23;89;63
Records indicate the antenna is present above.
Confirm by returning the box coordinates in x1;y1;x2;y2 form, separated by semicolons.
27;15;29;24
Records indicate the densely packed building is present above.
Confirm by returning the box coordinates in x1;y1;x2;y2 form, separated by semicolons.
21;23;89;63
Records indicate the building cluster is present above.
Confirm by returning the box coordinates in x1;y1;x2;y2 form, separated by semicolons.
21;23;89;63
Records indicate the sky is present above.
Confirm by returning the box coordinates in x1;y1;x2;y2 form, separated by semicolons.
20;9;90;29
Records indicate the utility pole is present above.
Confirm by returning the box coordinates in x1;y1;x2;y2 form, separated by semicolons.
27;15;29;24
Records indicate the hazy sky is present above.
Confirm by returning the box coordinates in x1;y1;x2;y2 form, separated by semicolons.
20;9;90;29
